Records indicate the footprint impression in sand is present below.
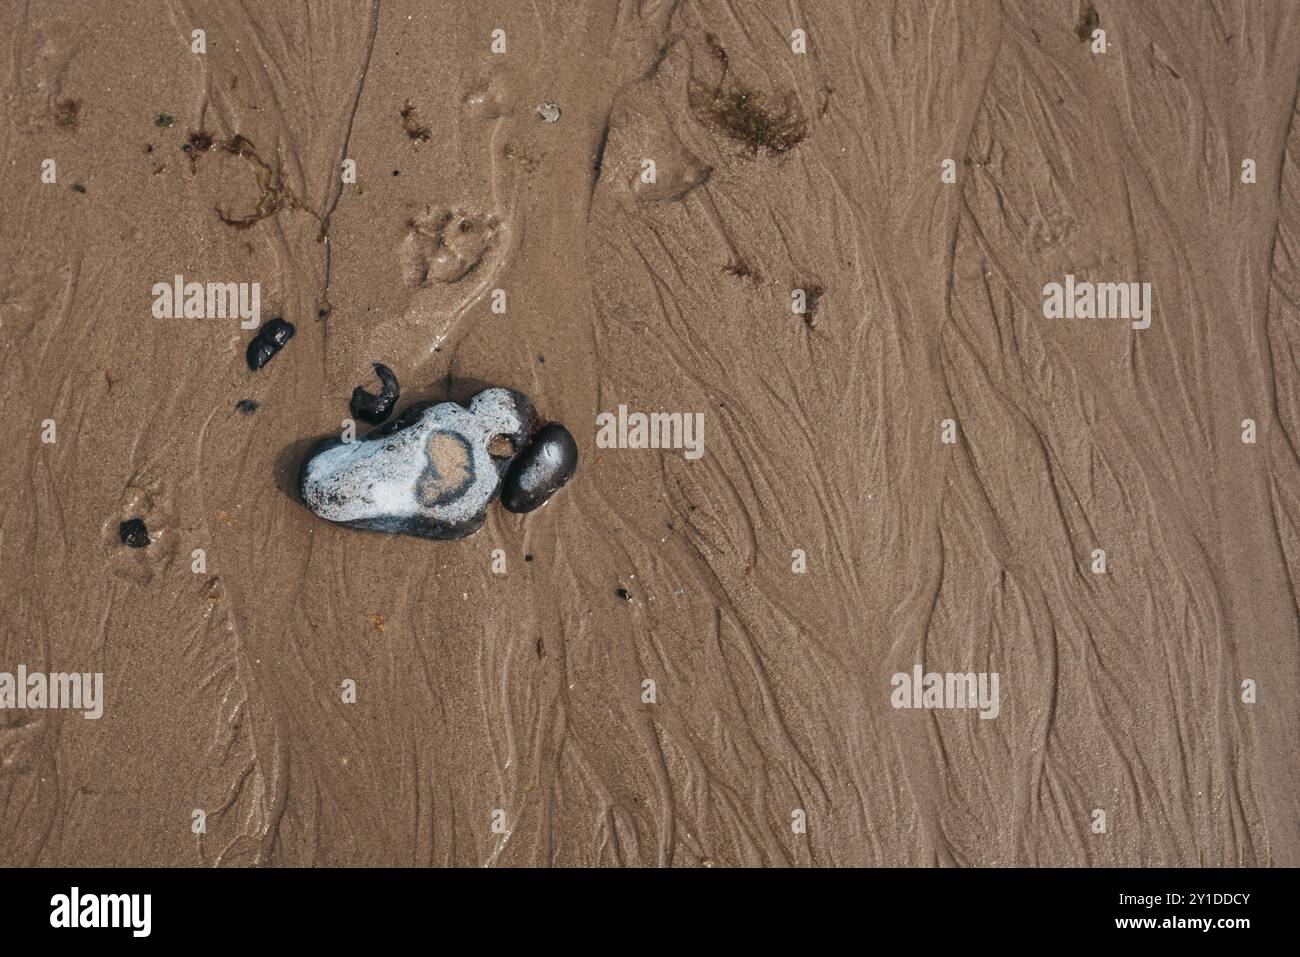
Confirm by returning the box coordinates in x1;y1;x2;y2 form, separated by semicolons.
399;207;499;288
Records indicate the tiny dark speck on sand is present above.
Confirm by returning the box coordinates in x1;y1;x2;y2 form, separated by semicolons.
616;587;631;601
235;399;259;414
119;518;150;548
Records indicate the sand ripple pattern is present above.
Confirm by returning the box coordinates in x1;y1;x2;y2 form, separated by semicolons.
0;0;1296;866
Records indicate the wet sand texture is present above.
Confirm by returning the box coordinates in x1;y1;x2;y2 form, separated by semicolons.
1;0;1298;865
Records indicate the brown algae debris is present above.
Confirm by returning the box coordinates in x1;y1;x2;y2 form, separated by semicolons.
400;101;432;143
689;34;806;156
1075;3;1100;42
54;97;81;129
798;281;824;327
215;134;297;229
183;129;296;230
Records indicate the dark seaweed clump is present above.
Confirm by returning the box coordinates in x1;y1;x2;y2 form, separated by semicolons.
181;129;294;229
54;98;81;129
799;281;824;327
689;34;806;156
1075;3;1100;42
119;518;150;548
216;134;293;229
183;129;214;153
400;101;432;143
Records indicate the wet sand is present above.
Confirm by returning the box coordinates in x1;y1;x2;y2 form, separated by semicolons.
1;0;1298;866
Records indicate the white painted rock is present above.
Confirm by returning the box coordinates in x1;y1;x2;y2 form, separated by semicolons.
299;388;535;540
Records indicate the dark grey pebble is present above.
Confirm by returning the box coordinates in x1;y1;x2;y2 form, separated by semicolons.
501;423;578;513
119;518;150;548
246;317;295;370
235;399;259;414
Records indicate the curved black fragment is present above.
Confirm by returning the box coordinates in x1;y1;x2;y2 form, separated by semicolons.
349;363;401;425
501;423;579;513
246;317;295;371
119;518;150;548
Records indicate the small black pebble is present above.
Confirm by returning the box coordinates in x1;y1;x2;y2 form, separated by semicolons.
525;554;533;562
349;362;400;425
235;399;259;415
392;169;400;176
119;518;150;548
616;587;631;602
501;423;579;513
246;317;295;371
537;355;545;364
